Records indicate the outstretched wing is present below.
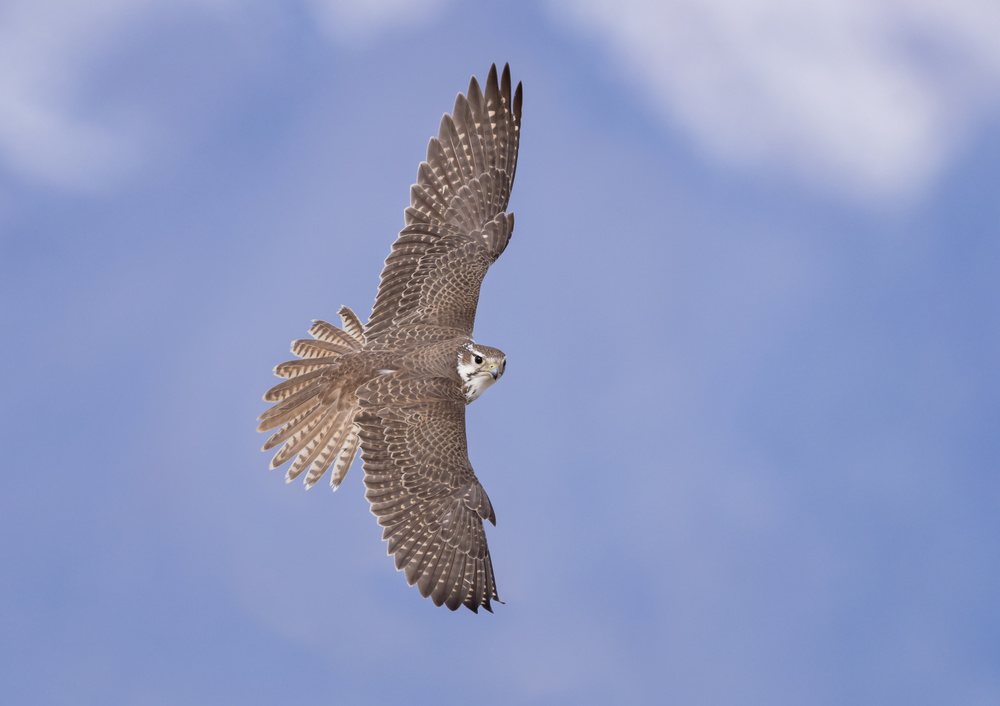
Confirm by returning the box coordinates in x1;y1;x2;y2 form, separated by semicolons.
356;373;500;612
366;64;522;343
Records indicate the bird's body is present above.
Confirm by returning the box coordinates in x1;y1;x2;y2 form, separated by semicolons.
258;64;521;613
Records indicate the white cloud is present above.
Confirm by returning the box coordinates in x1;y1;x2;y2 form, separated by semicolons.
303;0;450;44
548;0;1000;200
0;0;449;193
0;0;144;191
0;0;236;193
8;0;996;202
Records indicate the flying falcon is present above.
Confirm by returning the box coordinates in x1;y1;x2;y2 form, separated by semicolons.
257;64;522;613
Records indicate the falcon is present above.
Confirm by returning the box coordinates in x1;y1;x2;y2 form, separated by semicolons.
257;64;522;613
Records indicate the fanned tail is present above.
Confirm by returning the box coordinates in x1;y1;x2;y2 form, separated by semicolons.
258;306;367;490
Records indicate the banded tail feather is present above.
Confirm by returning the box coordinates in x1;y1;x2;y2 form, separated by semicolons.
259;306;366;490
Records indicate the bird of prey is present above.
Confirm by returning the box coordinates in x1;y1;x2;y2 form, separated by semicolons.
257;64;521;613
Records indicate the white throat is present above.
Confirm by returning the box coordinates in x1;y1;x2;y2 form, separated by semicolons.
458;357;497;404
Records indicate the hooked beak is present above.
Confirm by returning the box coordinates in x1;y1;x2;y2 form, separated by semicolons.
489;366;501;381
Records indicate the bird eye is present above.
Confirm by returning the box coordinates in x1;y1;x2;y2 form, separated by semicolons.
474;355;484;365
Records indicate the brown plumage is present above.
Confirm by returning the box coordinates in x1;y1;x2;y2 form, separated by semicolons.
258;64;521;613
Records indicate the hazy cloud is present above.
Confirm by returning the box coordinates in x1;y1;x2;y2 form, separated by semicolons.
0;0;147;190
0;0;242;192
0;0;450;193
548;0;1000;199
7;0;997;202
303;0;451;44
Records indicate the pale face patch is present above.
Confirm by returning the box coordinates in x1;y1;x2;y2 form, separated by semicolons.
458;344;506;404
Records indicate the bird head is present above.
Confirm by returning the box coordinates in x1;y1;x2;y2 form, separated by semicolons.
458;343;506;403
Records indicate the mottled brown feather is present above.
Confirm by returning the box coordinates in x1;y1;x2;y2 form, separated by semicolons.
367;63;521;342
357;372;499;612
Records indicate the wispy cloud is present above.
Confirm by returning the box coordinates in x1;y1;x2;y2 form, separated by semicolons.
548;0;1000;200
0;0;451;193
8;0;997;202
0;0;152;191
303;0;450;44
0;0;243;193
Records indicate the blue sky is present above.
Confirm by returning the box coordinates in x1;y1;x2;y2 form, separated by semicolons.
2;1;999;704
